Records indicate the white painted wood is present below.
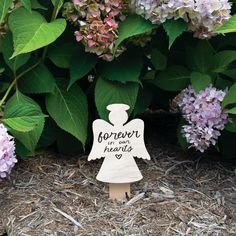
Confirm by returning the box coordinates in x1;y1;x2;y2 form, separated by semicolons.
88;103;150;185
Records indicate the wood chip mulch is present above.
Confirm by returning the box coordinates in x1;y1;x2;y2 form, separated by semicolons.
0;113;235;236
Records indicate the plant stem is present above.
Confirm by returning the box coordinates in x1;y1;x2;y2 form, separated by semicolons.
42;0;61;60
0;61;40;109
0;79;15;109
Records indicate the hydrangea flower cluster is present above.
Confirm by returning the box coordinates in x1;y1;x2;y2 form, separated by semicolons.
63;0;128;61
130;0;231;38
177;85;230;152
0;124;17;178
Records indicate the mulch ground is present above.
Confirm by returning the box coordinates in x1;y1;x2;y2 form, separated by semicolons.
0;113;236;236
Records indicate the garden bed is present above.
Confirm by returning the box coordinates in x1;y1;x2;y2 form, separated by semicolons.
0;113;236;236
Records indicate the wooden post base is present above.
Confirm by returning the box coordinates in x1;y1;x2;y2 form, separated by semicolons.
109;183;130;201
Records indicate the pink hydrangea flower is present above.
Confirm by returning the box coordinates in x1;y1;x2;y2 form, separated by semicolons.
63;0;127;61
0;124;17;178
177;85;230;152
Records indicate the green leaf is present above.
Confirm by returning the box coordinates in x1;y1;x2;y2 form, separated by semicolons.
31;0;47;10
222;83;236;108
95;78;139;120
227;107;236;114
0;0;13;24
3;91;45;152
215;77;233;90
151;49;167;71
225;116;236;132
3;115;45;132
0;82;9;93
100;52;143;83
37;118;58;148
15;140;35;158
115;14;156;50
0;68;4;75
9;8;66;58
48;42;75;68
133;85;153;116
69;49;97;89
186;41;214;73
212;50;236;73
2;32;30;71
18;63;55;94
215;14;236;34
152;66;190;92
45;78;88;146
20;0;31;11
222;68;236;81
143;70;156;81
190;72;212;93
163;19;187;49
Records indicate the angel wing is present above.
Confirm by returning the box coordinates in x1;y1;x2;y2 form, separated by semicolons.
124;119;151;160
88;119;113;161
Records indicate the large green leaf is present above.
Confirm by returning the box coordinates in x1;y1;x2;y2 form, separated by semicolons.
0;0;13;24
212;50;236;73
95;78;139;119
46;78;88;146
2;32;30;71
222;82;236;108
3;91;45;152
215;14;236;34
151;49;167;71
20;0;31;11
100;52;143;83
9;7;66;58
3;101;46;132
186;41;214;73
69;49;97;89
48;42;75;68
18;63;55;94
115;14;156;50
190;72;212;93
163;19;187;49
152;66;190;92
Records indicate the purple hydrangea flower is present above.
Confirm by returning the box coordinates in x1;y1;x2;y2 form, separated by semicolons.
177;85;230;152
0;124;17;178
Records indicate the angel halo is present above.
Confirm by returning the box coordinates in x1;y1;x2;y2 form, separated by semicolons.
88;103;150;200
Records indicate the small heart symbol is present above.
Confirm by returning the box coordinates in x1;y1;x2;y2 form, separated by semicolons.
115;154;122;159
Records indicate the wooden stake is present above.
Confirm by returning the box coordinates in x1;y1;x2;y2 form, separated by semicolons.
109;183;130;201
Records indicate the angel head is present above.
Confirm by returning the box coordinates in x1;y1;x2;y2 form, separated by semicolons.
107;104;130;126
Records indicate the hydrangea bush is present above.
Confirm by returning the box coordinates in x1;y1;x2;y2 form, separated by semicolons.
0;0;236;162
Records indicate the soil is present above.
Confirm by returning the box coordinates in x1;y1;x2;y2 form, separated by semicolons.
0;112;235;236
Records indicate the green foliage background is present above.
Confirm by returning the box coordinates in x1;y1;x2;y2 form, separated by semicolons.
1;0;236;158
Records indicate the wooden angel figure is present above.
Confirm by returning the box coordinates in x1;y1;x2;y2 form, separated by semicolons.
88;104;150;200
